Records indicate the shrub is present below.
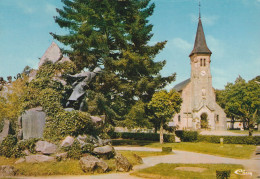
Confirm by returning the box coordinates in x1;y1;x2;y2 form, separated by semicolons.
109;132;175;143
162;147;172;153
216;170;231;179
0;135;17;158
175;130;198;142
197;135;260;145
64;141;82;160
13;138;39;158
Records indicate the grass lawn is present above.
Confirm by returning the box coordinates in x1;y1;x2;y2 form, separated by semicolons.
0;150;164;176
112;140;256;159
131;163;245;179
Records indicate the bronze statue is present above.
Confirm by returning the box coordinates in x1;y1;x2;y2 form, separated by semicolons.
66;67;101;111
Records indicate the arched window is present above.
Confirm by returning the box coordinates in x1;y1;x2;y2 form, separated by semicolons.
200;59;202;66
204;59;206;66
216;115;219;123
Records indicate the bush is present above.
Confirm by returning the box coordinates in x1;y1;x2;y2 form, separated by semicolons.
162;147;172;153
13;138;39;158
0;135;17;158
216;170;231;179
197;135;260;145
64;141;82;160
175;130;198;142
109;132;175;143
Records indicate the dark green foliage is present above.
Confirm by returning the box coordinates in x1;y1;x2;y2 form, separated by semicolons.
52;0;176;124
44;110;95;140
22;62;99;141
13;138;39;158
0;135;17;158
197;135;260;145
175;130;198;142
216;76;260;136
216;170;231;179
109;132;175;143
163;134;175;143
64;141;82;160
162;147;172;153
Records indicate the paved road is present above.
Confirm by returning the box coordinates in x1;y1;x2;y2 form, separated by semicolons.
15;146;260;179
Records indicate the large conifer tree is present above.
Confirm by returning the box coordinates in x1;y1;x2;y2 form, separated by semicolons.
51;0;176;123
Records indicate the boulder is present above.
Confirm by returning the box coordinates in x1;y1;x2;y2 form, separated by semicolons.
90;116;103;124
21;107;46;139
0;165;15;177
93;145;115;155
0;119;10;144
61;136;74;147
133;153;143;164
115;153;132;172
25;155;55;163
79;155;108;173
35;141;57;154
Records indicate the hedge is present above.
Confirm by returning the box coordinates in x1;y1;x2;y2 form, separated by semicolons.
109;131;260;145
197;135;260;145
109;132;175;143
175;130;198;142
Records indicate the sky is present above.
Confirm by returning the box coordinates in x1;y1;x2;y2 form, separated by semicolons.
0;0;259;90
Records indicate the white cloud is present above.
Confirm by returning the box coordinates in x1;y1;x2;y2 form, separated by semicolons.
168;38;193;52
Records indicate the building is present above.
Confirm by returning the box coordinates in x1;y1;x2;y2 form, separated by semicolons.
172;15;227;131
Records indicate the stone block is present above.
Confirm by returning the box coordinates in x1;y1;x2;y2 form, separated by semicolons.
35;141;57;155
0;119;10;144
21;107;46;139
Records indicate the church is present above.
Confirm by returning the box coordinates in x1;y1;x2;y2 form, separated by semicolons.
172;15;227;131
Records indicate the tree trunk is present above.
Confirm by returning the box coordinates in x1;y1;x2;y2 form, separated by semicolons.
160;120;164;144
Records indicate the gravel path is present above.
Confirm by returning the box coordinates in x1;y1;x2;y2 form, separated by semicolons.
15;146;260;179
116;146;260;178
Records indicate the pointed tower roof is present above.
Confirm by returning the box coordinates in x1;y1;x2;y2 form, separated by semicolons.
189;17;212;57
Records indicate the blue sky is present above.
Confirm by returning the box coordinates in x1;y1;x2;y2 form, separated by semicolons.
0;0;259;90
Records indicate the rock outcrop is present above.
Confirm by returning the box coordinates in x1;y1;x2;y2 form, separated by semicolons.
61;136;74;147
115;153;132;172
79;155;108;173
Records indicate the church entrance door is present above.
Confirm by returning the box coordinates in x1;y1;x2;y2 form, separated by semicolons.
200;113;208;129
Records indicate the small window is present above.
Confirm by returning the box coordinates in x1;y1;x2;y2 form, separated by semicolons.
216;115;219;123
178;115;181;122
204;59;206;66
200;59;202;66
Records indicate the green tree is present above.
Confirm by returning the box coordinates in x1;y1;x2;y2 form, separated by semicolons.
216;76;260;136
148;89;182;143
51;0;176;123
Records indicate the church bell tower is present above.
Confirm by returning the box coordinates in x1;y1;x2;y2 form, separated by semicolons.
189;13;214;111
